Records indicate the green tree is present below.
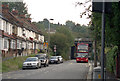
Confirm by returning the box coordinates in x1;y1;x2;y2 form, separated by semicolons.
2;2;28;15
56;26;74;45
50;33;68;55
90;2;120;75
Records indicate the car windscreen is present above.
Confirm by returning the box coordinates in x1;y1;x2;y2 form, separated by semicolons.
58;56;61;58
35;55;40;57
50;56;57;59
25;58;37;62
77;55;88;58
40;57;45;59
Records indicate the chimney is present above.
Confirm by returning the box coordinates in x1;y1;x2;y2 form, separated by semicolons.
2;4;9;12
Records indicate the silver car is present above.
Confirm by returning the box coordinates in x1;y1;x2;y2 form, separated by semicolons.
22;57;41;70
49;56;60;64
57;56;63;63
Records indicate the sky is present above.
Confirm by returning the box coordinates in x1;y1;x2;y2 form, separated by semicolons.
23;0;91;25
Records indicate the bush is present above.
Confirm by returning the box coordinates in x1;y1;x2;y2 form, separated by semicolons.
2;54;36;73
106;46;118;74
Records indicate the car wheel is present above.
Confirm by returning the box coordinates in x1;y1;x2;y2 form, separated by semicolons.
39;65;41;68
36;64;39;69
39;63;41;68
22;68;25;70
58;61;60;64
44;64;46;67
47;64;49;67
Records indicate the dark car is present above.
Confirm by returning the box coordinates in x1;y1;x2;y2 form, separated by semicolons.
49;56;60;64
35;54;49;67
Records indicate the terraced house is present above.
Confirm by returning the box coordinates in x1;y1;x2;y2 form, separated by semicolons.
0;5;44;57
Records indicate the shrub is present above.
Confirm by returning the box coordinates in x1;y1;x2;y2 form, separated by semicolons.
106;46;118;74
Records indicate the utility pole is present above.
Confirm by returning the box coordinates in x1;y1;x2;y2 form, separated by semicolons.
48;19;54;55
101;1;105;80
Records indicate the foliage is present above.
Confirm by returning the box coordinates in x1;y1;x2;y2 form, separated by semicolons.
90;2;120;74
2;2;29;15
50;27;74;59
50;33;69;55
56;26;74;45
105;3;120;46
2;54;36;73
106;46;118;74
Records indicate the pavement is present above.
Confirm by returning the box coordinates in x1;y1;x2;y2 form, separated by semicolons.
87;61;120;81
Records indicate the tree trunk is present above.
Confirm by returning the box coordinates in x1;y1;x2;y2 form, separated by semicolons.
94;40;97;67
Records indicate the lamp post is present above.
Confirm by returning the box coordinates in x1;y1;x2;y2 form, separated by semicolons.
48;19;54;55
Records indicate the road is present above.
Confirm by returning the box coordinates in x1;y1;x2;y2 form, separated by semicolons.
2;60;89;79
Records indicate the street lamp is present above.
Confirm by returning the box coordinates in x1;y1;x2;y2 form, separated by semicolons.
48;19;54;55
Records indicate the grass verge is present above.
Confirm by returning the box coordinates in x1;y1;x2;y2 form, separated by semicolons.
2;54;36;73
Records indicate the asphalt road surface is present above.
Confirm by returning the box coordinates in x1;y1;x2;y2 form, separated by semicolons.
2;60;89;79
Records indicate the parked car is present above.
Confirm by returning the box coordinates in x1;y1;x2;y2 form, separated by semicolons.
22;57;41;70
57;56;63;63
35;54;49;67
49;56;60;64
35;54;46;58
39;56;49;67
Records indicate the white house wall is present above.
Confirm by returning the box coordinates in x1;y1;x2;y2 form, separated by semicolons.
0;37;3;50
17;27;22;37
0;19;3;30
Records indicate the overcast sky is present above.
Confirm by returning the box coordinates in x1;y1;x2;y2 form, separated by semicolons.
23;0;91;25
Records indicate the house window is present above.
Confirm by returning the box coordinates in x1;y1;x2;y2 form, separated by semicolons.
22;42;26;49
6;23;9;33
4;38;8;49
10;24;12;34
12;26;15;34
11;40;16;49
17;40;19;49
